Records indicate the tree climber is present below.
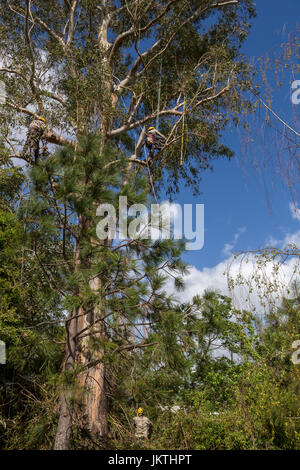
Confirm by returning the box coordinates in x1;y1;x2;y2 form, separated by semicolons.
21;116;48;162
144;126;166;159
133;407;152;446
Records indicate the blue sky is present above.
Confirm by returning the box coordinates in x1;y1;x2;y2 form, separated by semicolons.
163;0;300;279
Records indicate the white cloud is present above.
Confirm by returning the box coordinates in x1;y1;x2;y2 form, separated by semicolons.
266;229;300;250
166;238;299;313
285;230;300;247
289;202;300;221
221;226;246;257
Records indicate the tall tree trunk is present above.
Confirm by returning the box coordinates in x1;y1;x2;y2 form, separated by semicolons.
54;307;77;450
76;275;108;441
78;361;108;437
54;386;74;450
54;243;81;450
54;206;110;449
54;42;117;446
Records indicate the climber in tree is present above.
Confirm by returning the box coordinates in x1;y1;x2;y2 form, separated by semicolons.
144;126;166;159
21;116;48;162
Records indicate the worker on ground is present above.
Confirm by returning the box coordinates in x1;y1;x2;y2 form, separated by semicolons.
133;407;152;446
21;116;48;162
144;126;165;159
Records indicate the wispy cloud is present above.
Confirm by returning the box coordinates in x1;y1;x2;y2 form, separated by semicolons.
221;227;246;257
289;202;300;221
266;230;300;249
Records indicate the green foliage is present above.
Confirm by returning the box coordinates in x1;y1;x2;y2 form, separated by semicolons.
107;288;299;450
0;168;64;450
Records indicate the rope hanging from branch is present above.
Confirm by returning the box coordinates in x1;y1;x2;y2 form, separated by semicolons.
155;62;162;130
180;98;186;167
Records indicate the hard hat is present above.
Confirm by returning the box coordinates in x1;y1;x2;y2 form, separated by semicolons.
38;116;46;123
148;126;155;131
137;407;144;415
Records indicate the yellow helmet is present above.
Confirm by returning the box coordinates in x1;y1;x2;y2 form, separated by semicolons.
38;116;46;123
137;407;144;415
148;126;155;131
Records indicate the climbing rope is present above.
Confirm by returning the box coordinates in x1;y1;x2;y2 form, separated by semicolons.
144;145;159;204
155;62;162;131
20;242;24;286
180;98;186;167
19;206;26;286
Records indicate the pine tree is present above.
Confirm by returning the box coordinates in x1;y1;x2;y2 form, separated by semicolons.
6;134;188;449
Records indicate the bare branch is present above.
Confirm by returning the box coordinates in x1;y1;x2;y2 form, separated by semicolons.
4;100;41;119
212;1;238;7
109;25;134;62
128;93;143;124
114;341;158;354
0;67;27;82
108;106;182;138
129;126;146;161
114;38;162;92
39;89;67;106
32;12;65;49
66;0;78;48
43;129;75;148
192;80;232;109
98;0;112;51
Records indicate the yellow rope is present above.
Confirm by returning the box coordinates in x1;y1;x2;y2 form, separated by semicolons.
180;99;186;166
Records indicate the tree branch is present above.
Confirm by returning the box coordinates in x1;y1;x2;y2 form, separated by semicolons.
114;0;240;94
0;67;27;82
43;129;75;148
108;106;182;138
66;0;78;48
32;12;65;49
